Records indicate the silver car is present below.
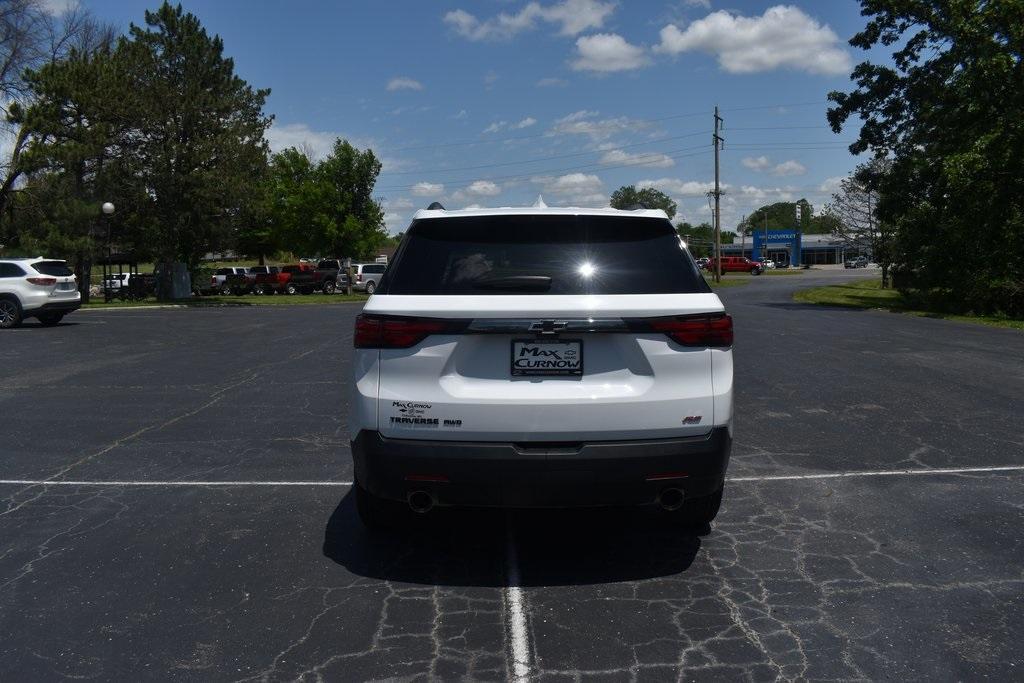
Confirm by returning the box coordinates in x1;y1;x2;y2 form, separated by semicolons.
351;263;387;294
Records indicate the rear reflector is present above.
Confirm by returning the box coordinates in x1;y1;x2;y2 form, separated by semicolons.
645;472;689;481
648;314;733;347
354;314;464;349
26;277;57;286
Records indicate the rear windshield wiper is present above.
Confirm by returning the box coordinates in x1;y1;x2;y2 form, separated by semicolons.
472;275;552;291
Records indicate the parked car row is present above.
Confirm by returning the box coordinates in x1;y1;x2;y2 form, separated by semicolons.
195;261;387;296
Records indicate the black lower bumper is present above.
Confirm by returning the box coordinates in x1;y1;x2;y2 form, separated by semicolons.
351;427;731;508
28;301;81;316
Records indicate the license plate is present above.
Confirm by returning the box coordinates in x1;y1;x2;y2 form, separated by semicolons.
58;282;75;291
511;339;583;376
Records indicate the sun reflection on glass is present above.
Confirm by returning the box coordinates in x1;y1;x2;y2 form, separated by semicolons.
577;262;596;277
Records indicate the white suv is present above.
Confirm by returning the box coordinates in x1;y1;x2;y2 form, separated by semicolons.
0;258;81;329
349;207;733;529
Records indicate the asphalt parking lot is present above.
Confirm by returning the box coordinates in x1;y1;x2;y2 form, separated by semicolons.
2;270;1022;681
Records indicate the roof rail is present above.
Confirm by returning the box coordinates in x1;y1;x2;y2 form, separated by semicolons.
426;201;445;210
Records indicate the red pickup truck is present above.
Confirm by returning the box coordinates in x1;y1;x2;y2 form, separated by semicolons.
252;264;309;294
706;256;763;275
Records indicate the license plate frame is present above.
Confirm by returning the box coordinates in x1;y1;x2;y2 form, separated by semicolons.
511;338;584;377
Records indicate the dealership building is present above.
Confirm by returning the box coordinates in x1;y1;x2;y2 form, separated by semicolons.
719;231;870;266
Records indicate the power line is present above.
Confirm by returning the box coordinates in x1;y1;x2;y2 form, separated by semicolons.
384;101;831;153
381;130;708;176
378;145;711;192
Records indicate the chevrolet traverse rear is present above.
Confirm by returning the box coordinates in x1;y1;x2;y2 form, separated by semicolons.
349;207;733;529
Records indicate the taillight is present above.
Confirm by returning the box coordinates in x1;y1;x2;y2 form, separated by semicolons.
648;314;733;347
356;273;362;282
354;314;461;349
26;277;57;286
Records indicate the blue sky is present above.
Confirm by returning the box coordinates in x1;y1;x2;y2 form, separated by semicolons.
76;0;884;233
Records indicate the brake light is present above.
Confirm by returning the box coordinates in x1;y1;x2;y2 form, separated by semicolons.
356;273;362;282
26;277;57;286
354;314;459;348
211;276;217;284
649;314;733;347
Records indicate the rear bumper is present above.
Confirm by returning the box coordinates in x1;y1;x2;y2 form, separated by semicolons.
351;427;731;508
24;299;81;316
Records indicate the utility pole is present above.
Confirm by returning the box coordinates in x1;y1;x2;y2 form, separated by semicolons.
712;106;724;282
764;210;769;264
740;214;746;257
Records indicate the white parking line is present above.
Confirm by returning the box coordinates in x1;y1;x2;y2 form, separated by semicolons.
504;516;531;682
728;464;1024;482
3;465;1023;488
0;479;354;487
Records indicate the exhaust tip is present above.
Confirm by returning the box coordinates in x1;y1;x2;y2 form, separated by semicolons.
658;488;685;511
407;490;435;514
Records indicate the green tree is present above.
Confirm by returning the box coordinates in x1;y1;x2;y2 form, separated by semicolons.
740;200;814;234
118;2;271;295
676;220;714;257
828;0;1024;315
314;139;386;258
609;185;677;220
263;141;386;259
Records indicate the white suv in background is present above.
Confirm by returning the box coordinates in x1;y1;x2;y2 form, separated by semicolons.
349;206;734;530
0;258;81;329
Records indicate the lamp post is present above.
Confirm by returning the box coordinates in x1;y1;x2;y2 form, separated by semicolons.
101;202;115;302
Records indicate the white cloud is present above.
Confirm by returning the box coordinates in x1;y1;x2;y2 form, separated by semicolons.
384;212;407;233
571;33;650;73
411;182;445;197
742;156;771;171
771;160;807;176
600;149;675;168
537;77;568;87
638;178;715;196
40;0;76;15
819;176;845;193
684;0;711;8
386;77;424;91
266;123;340;159
548;110;650;140
483;117;538;133
384;197;415;212
654;6;852;76
444;0;616;41
531;172;607;206
454;109;468;120
465;180;502;196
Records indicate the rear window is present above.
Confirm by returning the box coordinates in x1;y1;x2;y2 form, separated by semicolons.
282;265;302;274
379;215;709;295
31;261;73;277
215;268;234;275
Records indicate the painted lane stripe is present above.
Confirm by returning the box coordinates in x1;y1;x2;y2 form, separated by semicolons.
0;479;355;487
728;464;1024;482
2;465;1023;488
504;516;531;682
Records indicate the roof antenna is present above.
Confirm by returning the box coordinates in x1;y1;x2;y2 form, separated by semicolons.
533;194;547;209
426;201;445;210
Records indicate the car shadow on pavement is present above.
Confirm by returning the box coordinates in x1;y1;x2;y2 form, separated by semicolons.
322;491;702;587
